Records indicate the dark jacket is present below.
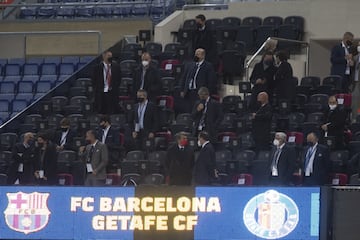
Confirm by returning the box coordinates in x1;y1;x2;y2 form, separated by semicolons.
193;27;216;62
252;103;272;149
98;126;120;149
273;61;294;101
166;144;195;185
331;44;348;77
54;129;76;151
132;65;161;102
322;106;347;149
268;143;296;185
133;101;159;135
34;142;58;185
302;144;330;186
193;142;216;185
8;143;36;184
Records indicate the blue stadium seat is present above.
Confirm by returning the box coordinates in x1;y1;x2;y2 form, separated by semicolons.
5;64;21;76
44;57;61;65
37;6;56;19
76;62;87;71
12;100;28;112
56;6;76;19
0;82;16;94
0;59;7;68
2;76;21;85
112;5;132;18
0;66;2;77
59;63;75;75
222;17;241;26
79;56;95;64
19;7;37;19
40;75;58;84
33;93;45;100
0;100;9;112
76;6;94;18
8;58;25;66
62;56;80;65
255;25;275;48
26;57;44;65
58;75;71;82
41;63;57;75
22;75;40;84
23;64;39;75
0;94;15;102
35;81;52;93
132;4;148;17
284;16;305;34
94;6;112;18
18;81;34;94
16;93;34;102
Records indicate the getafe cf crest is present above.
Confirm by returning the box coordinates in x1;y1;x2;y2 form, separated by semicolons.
4;192;51;234
243;190;299;239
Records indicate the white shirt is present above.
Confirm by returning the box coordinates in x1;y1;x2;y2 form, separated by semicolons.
101;126;110;144
60;130;69;146
342;42;351;75
305;143;318;177
102;62;111;92
189;60;204;90
271;143;285;176
201;141;210;148
135;100;148;132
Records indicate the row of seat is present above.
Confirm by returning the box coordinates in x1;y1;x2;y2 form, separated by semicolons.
0;56;94;66
0;63;81;77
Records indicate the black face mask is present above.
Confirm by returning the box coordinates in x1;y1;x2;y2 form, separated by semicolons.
194;56;200;62
38;142;44;148
196;23;203;29
107;57;113;63
100;124;106;130
61;127;68;132
346;40;353;47
85;140;91;145
264;60;273;66
307;142;314;147
137;97;145;103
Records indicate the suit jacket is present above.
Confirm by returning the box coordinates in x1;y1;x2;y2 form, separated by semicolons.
34;143;58;185
181;60;217;95
192;98;223;141
252;103;272;146
9;143;36;184
302;144;330;186
132;65;161;102
166;144;195;185
268;144;296;185
331;44;348;77
92;62;122;112
80;141;108;180
273;61;294;101
322;107;347;138
193;142;216;185
192;27;216;62
54;129;76;151
133;101;159;135
98;126;120;149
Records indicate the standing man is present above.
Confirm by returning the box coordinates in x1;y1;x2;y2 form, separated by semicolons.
330;32;354;93
193;131;218;186
192;87;222;143
321;95;347;150
53;118;75;152
352;40;360;120
252;92;272;151
92;50;121;114
302;132;330;186
193;14;216;64
180;48;217;112
273;50;295;103
132;90;159;149
79;130;108;186
269;132;296;186
166;132;195;185
8;132;36;185
132;52;161;102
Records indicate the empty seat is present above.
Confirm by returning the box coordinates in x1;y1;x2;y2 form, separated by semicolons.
5;64;21;76
126;150;145;161
0;100;9;112
18;81;34;94
56;6;76;19
222;17;241;26
182;19;196;30
44;56;61;65
323;75;342;91
12;100;28;112
59;63;75;75
37;6;56;19
22;75;40;84
263;16;283;26
27;57;44;65
0;82;15;94
19;7;37;19
41;63;57;75
0;133;17;150
284;16;305;34
76;6;94;18
62;56;80;64
301;76;321;89
236;26;254;51
36;81;52;93
23;64;39;75
255;25;275;48
242;16;262;28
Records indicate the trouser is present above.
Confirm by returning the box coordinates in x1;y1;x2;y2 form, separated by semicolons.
351;81;360;121
85;174;106;186
343;74;351;93
185;89;199;113
100;92;115;114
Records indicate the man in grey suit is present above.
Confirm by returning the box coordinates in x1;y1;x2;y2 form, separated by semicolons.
79;130;108;186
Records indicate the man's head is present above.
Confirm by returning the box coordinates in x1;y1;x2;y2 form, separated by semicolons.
273;132;287;147
343;32;354;47
198;87;210;101
23;132;34;145
102;50;113;64
328;95;338;110
60;118;70;132
195;14;206;29
257;92;269;105
198;131;210;146
37;132;48;148
194;48;206;62
263;51;274;65
176;131;188;147
141;52;151;68
137;89;148;103
275;50;289;63
306;132;319;146
99;115;111;129
85;130;97;144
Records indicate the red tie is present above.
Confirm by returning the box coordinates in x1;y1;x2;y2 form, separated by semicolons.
106;64;111;88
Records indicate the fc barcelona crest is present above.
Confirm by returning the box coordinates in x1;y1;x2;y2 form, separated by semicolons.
4;192;51;234
243;190;299;239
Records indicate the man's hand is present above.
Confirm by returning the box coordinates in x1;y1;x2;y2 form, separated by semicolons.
79;146;85;153
92;170;97;176
56;145;64;151
132;132;138;139
251;113;256;119
148;132;155;138
197;103;204;112
180;92;185;98
255;78;263;84
214;169;219;178
321;124;328;131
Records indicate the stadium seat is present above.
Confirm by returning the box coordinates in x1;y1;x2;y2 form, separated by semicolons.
323;75;342;91
57;173;74;185
284;15;305;35
263;16;283;26
12;100;28;112
126;150;145;161
132;4;149;17
23;64;39;75
329;173;348;186
36;81;52;93
44;56;62;65
182;19;196;30
255;25;275;48
27;57;44;65
301;76;321;89
76;6;94;18
0;133;17;151
242;16;262;28
307;112;324;124
105;173;121;186
59;63;75;75
236;26;254;52
176;113;193;127
19;7;37;19
5;64;21;76
0;100;9;112
0;82;15;94
18;81;34;94
145;42;163;59
56;6;76;19
62;56;80;65
40;75;58;84
22;75;40;84
142;173;164;185
41;63;57;75
222;17;241;26
156;95;174;110
330;150;349;173
37;6;56;19
287;131;304;146
232;173;253;186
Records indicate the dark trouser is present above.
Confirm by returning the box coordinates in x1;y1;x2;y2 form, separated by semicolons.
85;174;106;186
343;74;351;93
133;130;148;150
100;92;115;114
185;89;199;113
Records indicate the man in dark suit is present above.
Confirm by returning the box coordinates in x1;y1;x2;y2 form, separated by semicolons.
166;132;195;185
34;132;57;185
268;132;296;186
193;14;216;64
79;130;108;186
132;89;159;149
92;50;121;114
249;51;277;110
302;132;330;186
321;95;347;150
193;131;218;185
132;52;161;102
330;32;354;92
54;118;76;152
180;48;217;112
252;92;272;151
8;132;36;185
192;87;223;143
273;50;295;103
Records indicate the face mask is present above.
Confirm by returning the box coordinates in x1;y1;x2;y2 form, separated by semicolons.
85;140;91;145
142;60;149;67
346;40;352;47
357;46;360;53
28;139;34;146
273;139;280;146
197;140;202;147
100;124;106;130
329;104;337;110
307;141;314;147
196;23;203;29
194;56;200;62
37;142;44;148
137;97;145;103
61;127;68;132
264;60;273;66
179;139;188;147
107;57;113;63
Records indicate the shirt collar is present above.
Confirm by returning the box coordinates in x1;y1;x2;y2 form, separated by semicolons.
278;143;285;150
341;41;347;48
92;140;98;148
139;100;148;107
104;125;111;132
202;141;210;148
103;61;111;66
198;60;204;66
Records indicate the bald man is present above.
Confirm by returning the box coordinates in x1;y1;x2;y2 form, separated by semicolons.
252;92;272;151
132;52;161;102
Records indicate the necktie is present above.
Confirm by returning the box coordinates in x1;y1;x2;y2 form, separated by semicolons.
106;64;111;89
140;69;146;89
88;146;95;163
102;130;106;144
305;147;313;170
190;63;200;90
198;100;208;130
271;148;281;170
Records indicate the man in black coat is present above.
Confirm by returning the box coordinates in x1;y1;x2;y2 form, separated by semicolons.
273;50;295;103
193;131;218;185
252;92;272;151
166;132;195;185
53;118;76;152
8;132;36;185
321;95;347;150
92;50;121;114
302;132;330;186
249;51;277;110
193;14;216;64
132;89;159;149
132;52;161;102
180;48;217;112
268;132;296;186
192;87;222;143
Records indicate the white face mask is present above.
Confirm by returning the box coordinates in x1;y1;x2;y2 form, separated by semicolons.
142;60;149;67
357;46;360;53
197;140;202;147
273;139;280;146
329;104;337;110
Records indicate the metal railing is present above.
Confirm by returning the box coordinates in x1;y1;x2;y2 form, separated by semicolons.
245;37;309;81
182;3;228;10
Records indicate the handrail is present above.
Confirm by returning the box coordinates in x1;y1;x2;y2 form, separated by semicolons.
182;3;228;10
245;37;309;81
0;30;102;55
0;1;152;7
